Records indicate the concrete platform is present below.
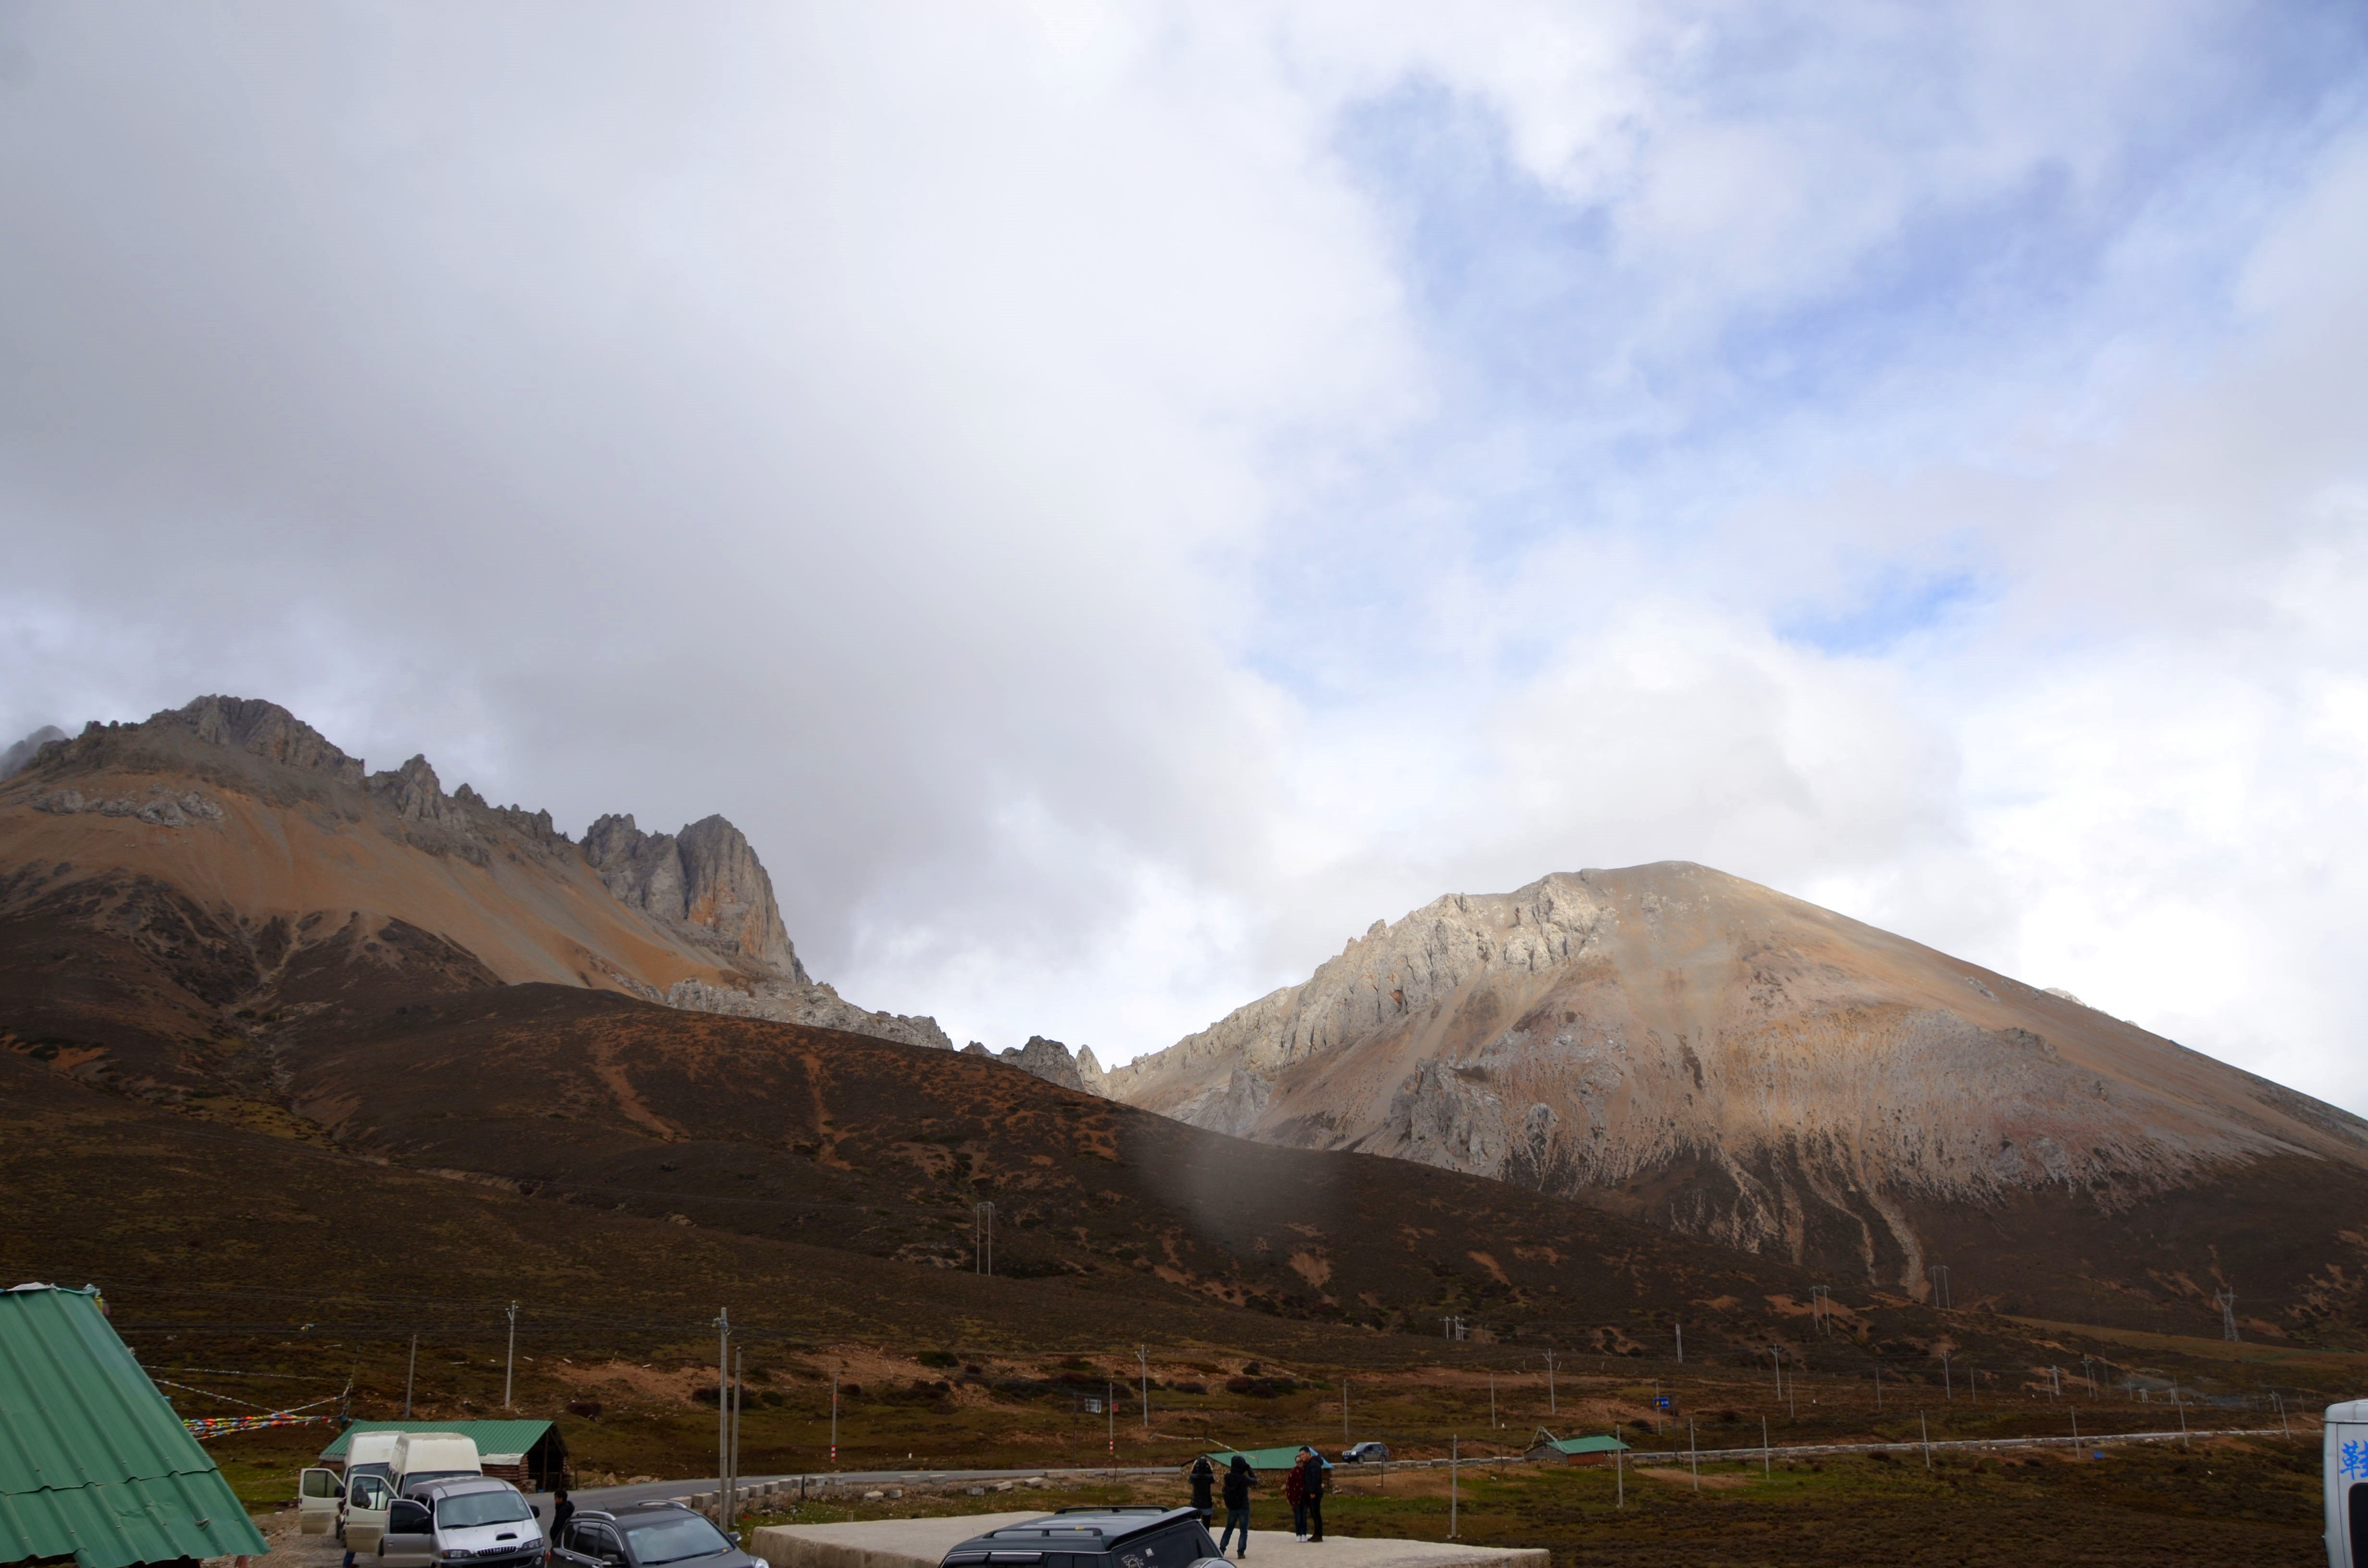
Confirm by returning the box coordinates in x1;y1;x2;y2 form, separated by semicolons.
749;1516;1546;1568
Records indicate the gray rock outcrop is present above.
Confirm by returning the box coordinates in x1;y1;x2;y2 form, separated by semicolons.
31;786;225;826
1;725;67;779
165;695;366;784
663;977;951;1052
992;1036;1108;1095
582;813;807;982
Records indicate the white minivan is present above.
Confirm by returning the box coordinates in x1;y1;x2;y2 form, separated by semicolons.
378;1477;544;1568
2329;1398;2368;1568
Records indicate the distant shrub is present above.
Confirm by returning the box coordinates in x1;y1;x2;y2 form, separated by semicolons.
565;1400;602;1421
917;1350;960;1369
1173;1382;1207;1396
1226;1376;1295;1398
1718;1409;1739;1423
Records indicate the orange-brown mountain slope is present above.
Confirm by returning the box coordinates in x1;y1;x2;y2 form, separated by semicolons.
0;695;947;1086
1106;863;2368;1341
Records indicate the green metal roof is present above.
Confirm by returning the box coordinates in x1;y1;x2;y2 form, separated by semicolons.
0;1284;270;1568
321;1421;556;1461
1543;1435;1630;1454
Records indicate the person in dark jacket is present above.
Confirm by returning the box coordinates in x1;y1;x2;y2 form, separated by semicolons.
549;1487;574;1556
1218;1456;1256;1557
1292;1448;1325;1543
1187;1456;1215;1527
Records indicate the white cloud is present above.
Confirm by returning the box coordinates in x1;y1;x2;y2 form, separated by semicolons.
4;1;2366;1116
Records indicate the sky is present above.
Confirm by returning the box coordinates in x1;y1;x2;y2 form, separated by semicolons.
4;2;2367;1113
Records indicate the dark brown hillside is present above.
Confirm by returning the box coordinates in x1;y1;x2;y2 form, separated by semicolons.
263;982;1826;1338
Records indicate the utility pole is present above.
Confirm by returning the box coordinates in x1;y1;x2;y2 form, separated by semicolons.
728;1345;742;1537
1545;1349;1555;1415
1490;1372;1497;1430
1761;1415;1770;1478
1875;1366;1883;1413
1107;1382;1115;1455
503;1302;518;1410
2216;1288;2240;1342
975;1202;994;1274
1674;1322;1684;1365
1927;1265;1950;1310
1688;1419;1699;1491
1767;1345;1782;1400
2173;1384;2188;1448
1448;1436;1458;1539
1919;1409;1932;1470
716;1308;731;1504
1810;1285;1831;1335
1343;1379;1349;1446
404;1334;417;1419
830;1372;839;1465
2273;1390;2290;1438
1614;1430;1623;1508
1140;1346;1150;1432
1941;1353;1951;1404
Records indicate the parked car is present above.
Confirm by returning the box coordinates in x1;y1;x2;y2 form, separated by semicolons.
377;1477;544;1568
1341;1442;1389;1463
940;1507;1217;1568
549;1500;769;1568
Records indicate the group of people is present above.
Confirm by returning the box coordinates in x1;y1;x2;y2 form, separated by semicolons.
1186;1447;1326;1556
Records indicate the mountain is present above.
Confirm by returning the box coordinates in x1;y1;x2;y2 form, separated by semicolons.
0;695;948;1082
0;725;68;780
1106;862;2368;1341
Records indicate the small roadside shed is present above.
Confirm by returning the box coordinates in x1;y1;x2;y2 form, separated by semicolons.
320;1421;568;1492
1204;1446;1331;1471
0;1282;270;1568
1523;1433;1630;1466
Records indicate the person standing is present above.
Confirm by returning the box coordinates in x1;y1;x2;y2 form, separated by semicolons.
1283;1452;1308;1541
548;1487;574;1561
1296;1450;1325;1544
1218;1456;1256;1558
1187;1456;1215;1529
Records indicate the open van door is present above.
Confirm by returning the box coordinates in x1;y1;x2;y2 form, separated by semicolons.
300;1469;343;1536
378;1498;436;1568
345;1472;396;1553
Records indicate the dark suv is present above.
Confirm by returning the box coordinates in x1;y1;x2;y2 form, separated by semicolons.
940;1508;1219;1568
550;1502;769;1568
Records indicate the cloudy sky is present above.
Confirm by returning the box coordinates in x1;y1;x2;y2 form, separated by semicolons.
5;2;2367;1110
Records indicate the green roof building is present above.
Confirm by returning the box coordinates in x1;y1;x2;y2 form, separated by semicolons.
0;1284;270;1568
1524;1432;1632;1463
318;1422;567;1491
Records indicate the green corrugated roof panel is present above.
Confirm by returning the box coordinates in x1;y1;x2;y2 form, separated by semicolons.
0;1284;269;1568
1203;1446;1327;1470
1547;1435;1630;1454
319;1421;555;1461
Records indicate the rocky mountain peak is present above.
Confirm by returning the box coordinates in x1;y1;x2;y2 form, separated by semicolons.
163;695;365;784
581;811;806;983
992;1035;1109;1096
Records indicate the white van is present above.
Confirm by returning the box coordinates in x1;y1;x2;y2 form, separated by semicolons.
2329;1399;2368;1568
341;1433;404;1553
378;1477;544;1568
392;1432;483;1498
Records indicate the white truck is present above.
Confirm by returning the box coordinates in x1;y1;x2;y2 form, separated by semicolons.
2331;1399;2368;1568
